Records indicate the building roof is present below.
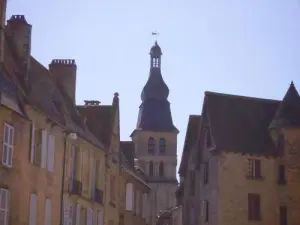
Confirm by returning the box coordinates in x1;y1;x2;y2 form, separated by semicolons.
178;115;201;176
3;23;105;150
269;82;300;129
120;141;135;168
204;91;280;155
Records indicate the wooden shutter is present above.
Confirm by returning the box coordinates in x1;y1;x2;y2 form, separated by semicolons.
75;204;81;225
41;129;48;168
29;193;37;225
34;129;42;166
87;208;93;225
63;200;69;225
97;211;103;225
47;135;54;172
125;183;133;211
30;122;35;163
0;189;9;225
44;199;51;225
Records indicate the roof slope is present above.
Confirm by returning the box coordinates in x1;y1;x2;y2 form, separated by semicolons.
205;91;279;155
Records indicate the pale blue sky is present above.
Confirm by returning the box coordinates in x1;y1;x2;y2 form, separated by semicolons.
7;0;300;167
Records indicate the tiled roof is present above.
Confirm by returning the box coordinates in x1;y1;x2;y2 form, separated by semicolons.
204;91;280;155
3;32;105;150
178;115;201;176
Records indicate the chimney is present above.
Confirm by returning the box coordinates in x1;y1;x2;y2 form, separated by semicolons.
49;59;77;103
84;100;101;106
0;0;7;63
6;15;32;71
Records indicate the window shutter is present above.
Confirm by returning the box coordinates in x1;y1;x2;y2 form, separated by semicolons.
63;200;69;225
91;159;96;199
0;189;9;225
41;129;48;168
47;135;55;172
68;204;74;225
75;204;81;225
87;208;93;225
29;193;37;225
69;147;75;191
30;123;35;163
125;183;133;211
97;210;103;225
44;199;51;225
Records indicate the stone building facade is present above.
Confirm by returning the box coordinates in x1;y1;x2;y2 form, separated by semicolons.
178;83;300;225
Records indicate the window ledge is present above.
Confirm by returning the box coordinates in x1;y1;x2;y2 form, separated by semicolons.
1;163;12;169
245;175;264;181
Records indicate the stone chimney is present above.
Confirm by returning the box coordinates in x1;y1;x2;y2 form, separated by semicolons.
6;15;32;71
0;0;7;63
49;59;77;103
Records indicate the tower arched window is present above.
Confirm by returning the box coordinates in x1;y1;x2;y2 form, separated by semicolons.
148;137;155;154
159;161;164;177
149;161;154;177
159;138;166;154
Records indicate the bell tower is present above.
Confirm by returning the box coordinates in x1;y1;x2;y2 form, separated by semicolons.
131;41;179;225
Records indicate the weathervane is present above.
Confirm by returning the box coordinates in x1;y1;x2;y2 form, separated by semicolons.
152;31;159;41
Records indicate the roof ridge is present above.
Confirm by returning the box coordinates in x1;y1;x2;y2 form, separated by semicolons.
205;91;280;103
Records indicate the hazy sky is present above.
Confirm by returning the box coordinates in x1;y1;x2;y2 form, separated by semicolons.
7;0;300;168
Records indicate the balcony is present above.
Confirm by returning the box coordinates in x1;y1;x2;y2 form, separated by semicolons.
68;179;82;195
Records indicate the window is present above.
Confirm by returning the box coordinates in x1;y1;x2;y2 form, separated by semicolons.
247;159;261;179
149;161;154;177
248;194;260;221
97;210;103;225
41;129;48;168
2;123;14;167
91;159;97;199
136;190;140;215
277;134;285;156
204;162;209;184
0;188;9;225
159;161;164;177
29;193;37;225
75;204;81;225
278;165;286;185
125;183;133;211
159;138;166;154
201;200;209;222
32;128;43;166
148;137;155;154
280;205;287;225
190;207;195;225
189;171;195;196
47;134;55;172
44;199;51;225
63;200;74;225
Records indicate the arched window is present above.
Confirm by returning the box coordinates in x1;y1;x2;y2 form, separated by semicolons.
148;137;155;154
149;161;154;177
159;161;164;177
159;138;166;154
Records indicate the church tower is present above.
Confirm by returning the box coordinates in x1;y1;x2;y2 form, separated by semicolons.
131;41;179;224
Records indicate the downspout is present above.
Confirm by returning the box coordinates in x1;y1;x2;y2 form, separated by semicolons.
59;133;68;225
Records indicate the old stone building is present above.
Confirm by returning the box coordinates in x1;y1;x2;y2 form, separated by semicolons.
179;83;300;225
0;1;119;224
129;41;179;225
119;141;151;225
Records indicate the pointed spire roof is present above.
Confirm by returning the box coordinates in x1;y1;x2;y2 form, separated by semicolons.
269;81;300;129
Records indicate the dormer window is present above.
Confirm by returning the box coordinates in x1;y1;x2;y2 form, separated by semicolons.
159;138;166;154
148;137;155;154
